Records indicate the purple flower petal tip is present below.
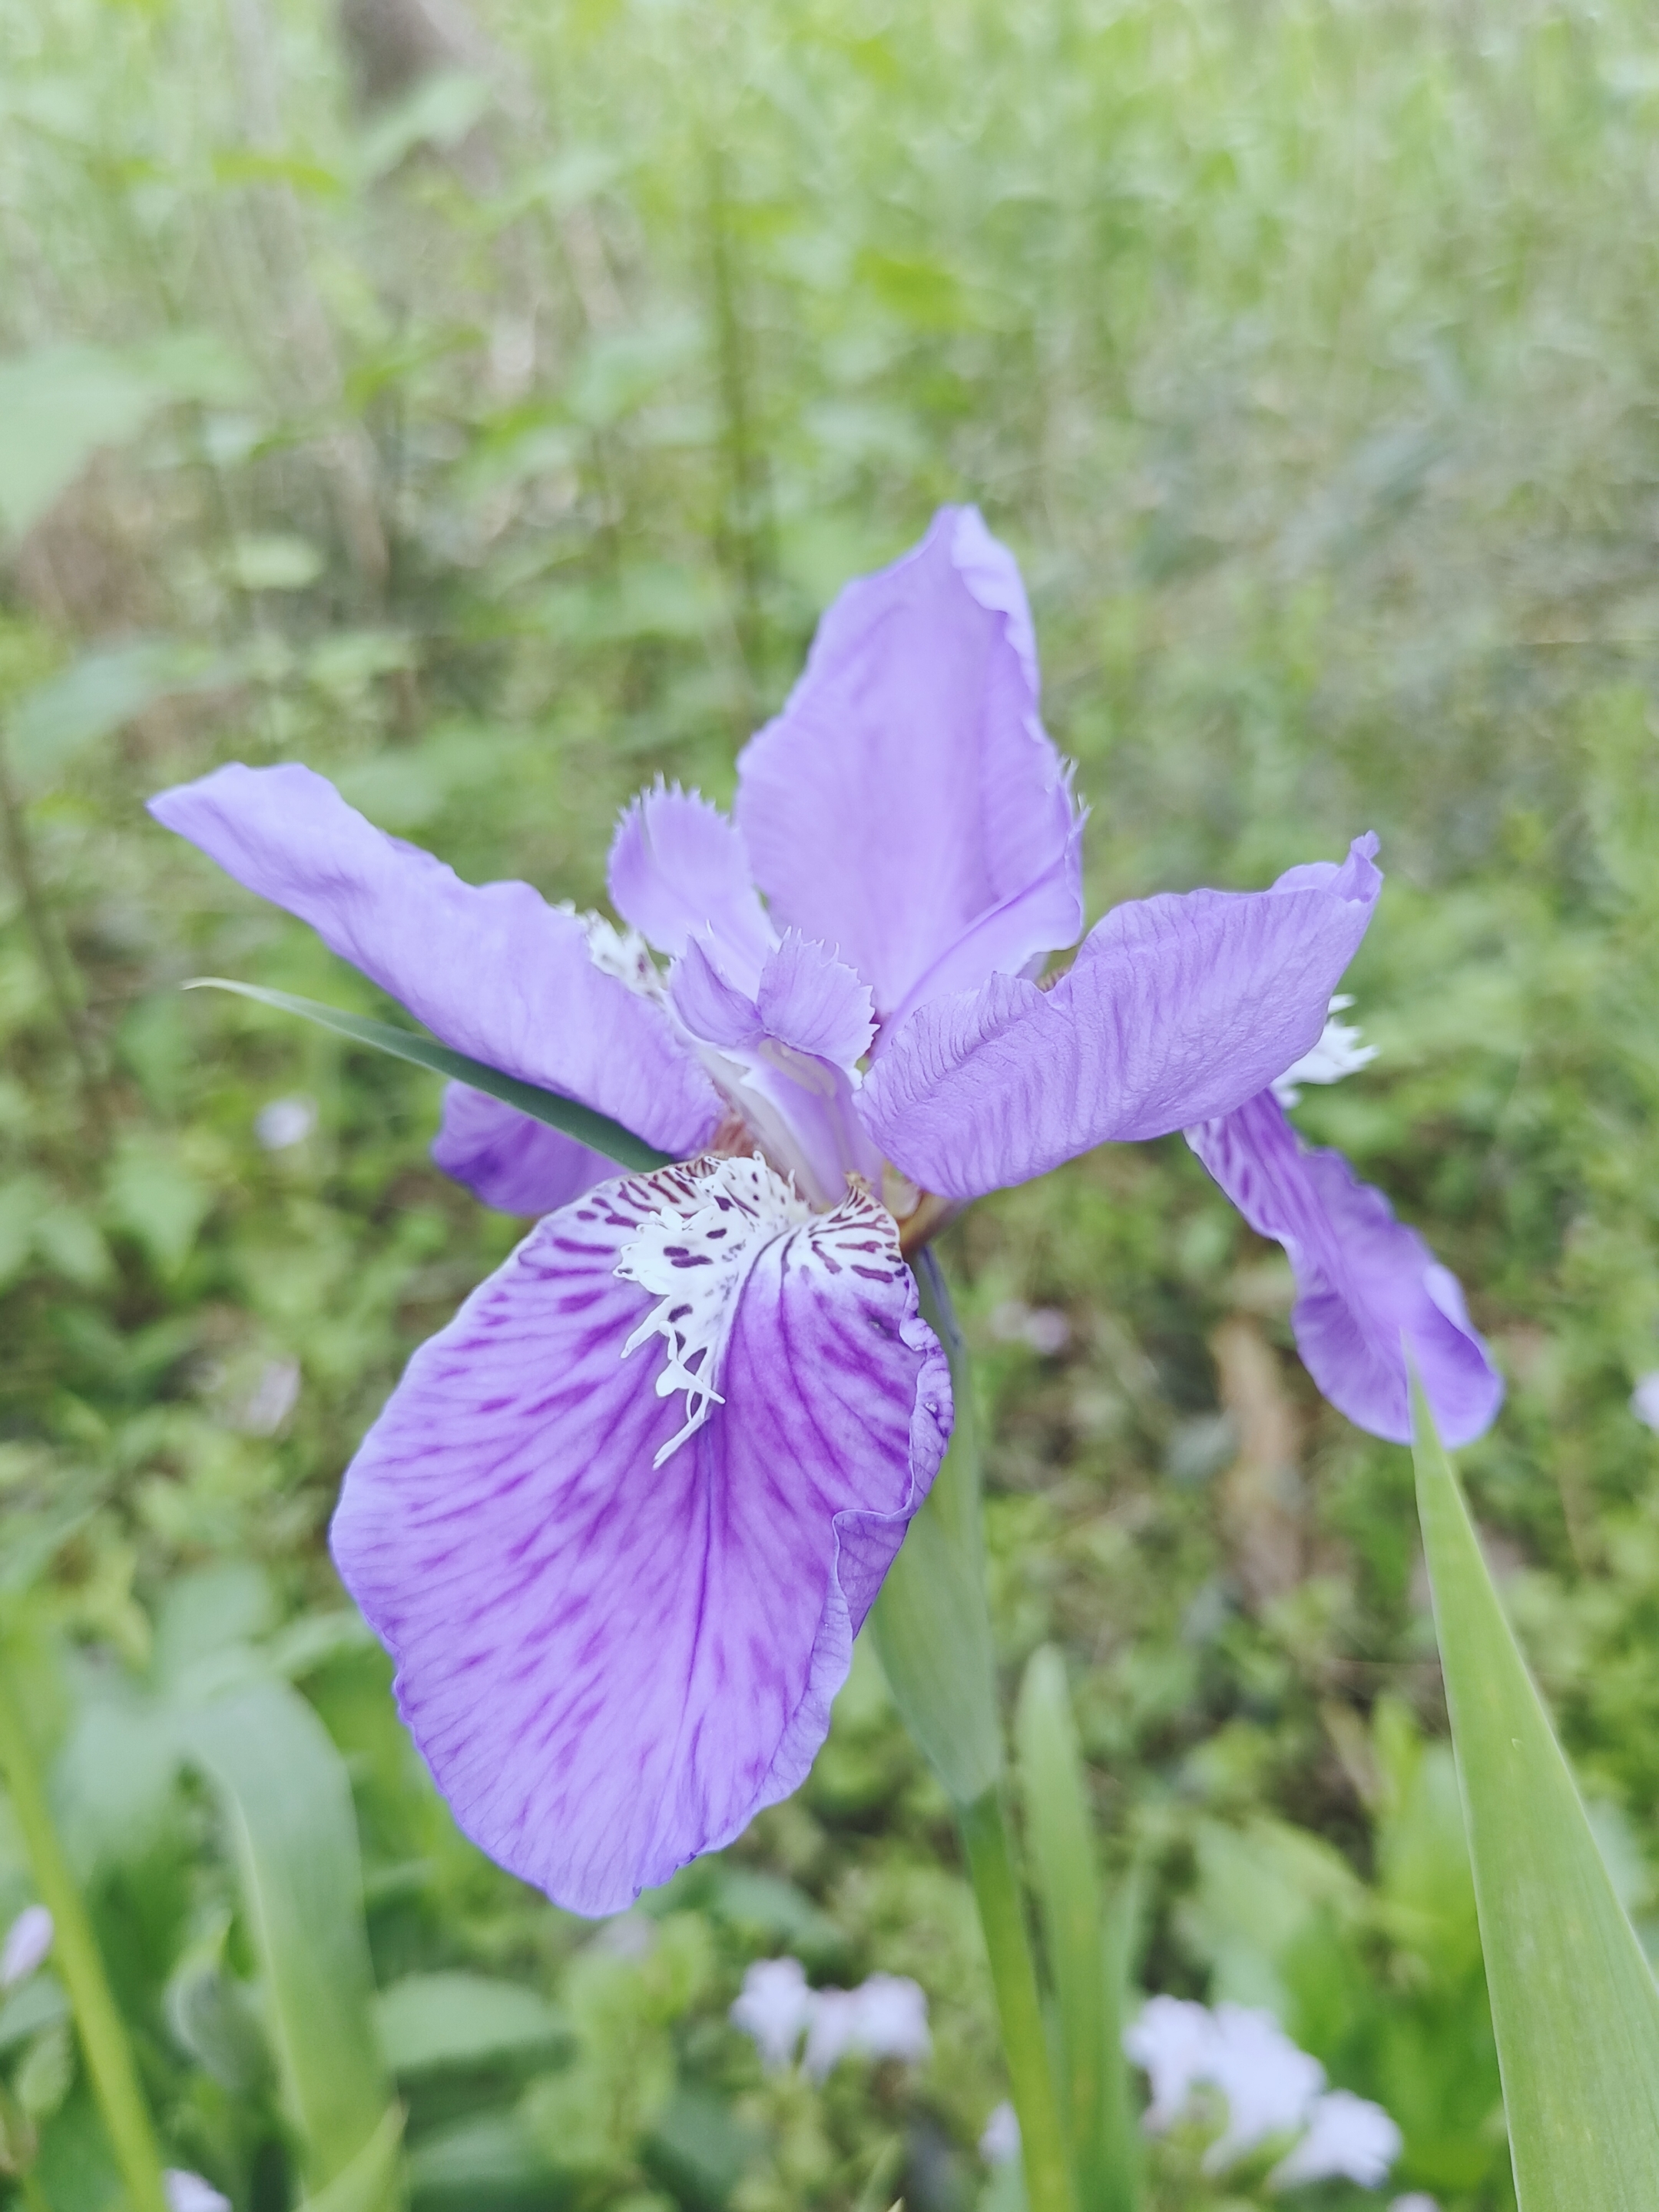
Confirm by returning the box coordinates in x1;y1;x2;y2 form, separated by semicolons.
148;761;721;1158
862;836;1386;1200
1187;1092;1503;1448
608;779;772;980
330;1157;952;1915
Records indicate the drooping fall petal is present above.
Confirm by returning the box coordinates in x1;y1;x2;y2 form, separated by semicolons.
736;506;1082;1022
862;838;1383;1200
432;1084;613;1216
149;762;720;1157
1187;1090;1503;1447
330;1157;952;1915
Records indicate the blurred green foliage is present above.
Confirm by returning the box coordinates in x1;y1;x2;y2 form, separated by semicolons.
3;0;1659;2203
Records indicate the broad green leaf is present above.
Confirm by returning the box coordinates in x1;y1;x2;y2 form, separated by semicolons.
374;1972;571;2078
870;1253;1002;1806
176;1682;402;2205
1015;1647;1136;2212
1415;1392;1659;2206
184;979;671;1174
296;2105;405;2212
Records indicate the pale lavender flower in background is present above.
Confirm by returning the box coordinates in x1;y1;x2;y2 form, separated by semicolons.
1389;2196;1440;2211
0;1904;52;1988
1125;1996;1401;2190
730;1955;816;2071
253;1094;317;1150
1630;1373;1659;1432
979;2101;1021;2166
1271;2089;1402;2189
164;2174;231;2212
150;507;1502;1913
988;1300;1071;1356
730;1955;929;2080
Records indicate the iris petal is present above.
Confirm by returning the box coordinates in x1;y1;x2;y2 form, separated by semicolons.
1187;1091;1503;1446
330;1161;952;1915
736;506;1083;1021
432;1084;612;1215
148;763;720;1157
608;781;773;985
860;838;1383;1199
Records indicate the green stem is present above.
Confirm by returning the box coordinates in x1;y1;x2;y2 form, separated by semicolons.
961;1787;1078;2212
0;1667;170;2212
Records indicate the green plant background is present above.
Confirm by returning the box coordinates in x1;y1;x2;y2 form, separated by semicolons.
3;0;1658;2204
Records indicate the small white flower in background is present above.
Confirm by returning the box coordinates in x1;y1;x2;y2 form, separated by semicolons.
1273;995;1377;1109
1203;2004;1326;2173
254;1094;317;1151
730;1956;816;2071
232;1356;302;1437
1271;2088;1403;2189
0;1905;52;1988
1630;1373;1659;1432
164;2175;231;2212
1125;1995;1401;2189
731;1957;929;2080
988;1300;1071;1356
979;2101;1021;2167
1389;2197;1440;2212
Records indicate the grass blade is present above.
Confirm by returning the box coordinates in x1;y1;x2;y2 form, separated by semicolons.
1414;1389;1659;2206
177;1682;403;2205
184;978;671;1173
1015;1646;1137;2212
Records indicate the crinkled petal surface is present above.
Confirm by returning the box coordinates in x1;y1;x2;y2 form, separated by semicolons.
608;782;772;984
148;763;720;1157
432;1084;612;1216
861;837;1383;1200
736;506;1082;1020
330;1164;952;1915
1187;1091;1503;1446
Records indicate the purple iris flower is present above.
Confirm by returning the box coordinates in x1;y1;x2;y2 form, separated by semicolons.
149;506;1501;1913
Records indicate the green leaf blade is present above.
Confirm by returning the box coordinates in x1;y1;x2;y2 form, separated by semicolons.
184;978;672;1174
1415;1395;1659;2207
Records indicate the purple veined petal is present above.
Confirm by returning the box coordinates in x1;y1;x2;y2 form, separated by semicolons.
669;939;884;1205
735;506;1084;1023
149;763;721;1157
330;1157;952;1916
432;1084;613;1216
860;836;1384;1200
1186;1091;1504;1447
608;781;773;988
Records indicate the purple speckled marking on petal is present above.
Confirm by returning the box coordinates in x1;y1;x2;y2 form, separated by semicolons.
861;837;1383;1200
147;762;720;1157
329;1164;952;1916
1187;1091;1503;1447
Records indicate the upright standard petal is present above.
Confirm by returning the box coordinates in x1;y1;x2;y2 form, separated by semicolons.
1187;1091;1503;1446
149;763;720;1157
735;506;1083;1022
608;782;773;985
432;1084;611;1216
861;838;1383;1200
330;1157;952;1916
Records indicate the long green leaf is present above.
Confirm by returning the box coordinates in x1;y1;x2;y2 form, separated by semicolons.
1414;1390;1659;2207
184;978;671;1173
1015;1647;1137;2212
176;1683;404;2207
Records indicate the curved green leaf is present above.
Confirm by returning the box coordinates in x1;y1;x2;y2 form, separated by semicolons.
184;978;671;1173
1415;1391;1659;2207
